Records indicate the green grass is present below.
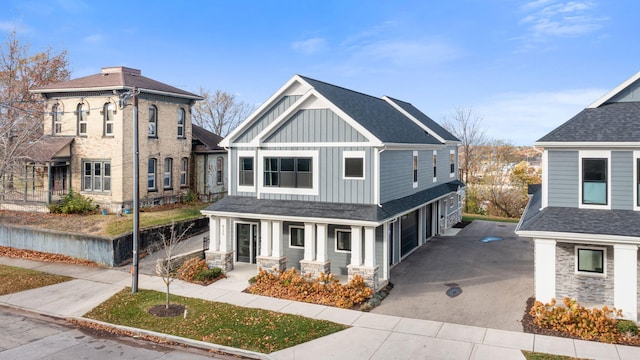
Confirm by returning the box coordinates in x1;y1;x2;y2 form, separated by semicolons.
104;203;208;236
462;213;520;223
522;350;588;360
0;265;71;295
84;289;348;353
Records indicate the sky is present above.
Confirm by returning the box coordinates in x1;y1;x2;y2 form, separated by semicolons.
1;0;638;145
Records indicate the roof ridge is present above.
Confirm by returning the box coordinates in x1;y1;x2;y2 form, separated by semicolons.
298;75;385;102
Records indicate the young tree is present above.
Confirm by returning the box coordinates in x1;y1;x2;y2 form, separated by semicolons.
156;222;193;309
191;88;255;137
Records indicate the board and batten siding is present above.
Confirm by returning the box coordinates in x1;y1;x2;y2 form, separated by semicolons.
265;109;367;143
611;151;633;210
234;95;301;144
547;150;579;207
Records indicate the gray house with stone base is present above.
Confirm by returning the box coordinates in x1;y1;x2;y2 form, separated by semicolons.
517;71;640;321
201;75;464;290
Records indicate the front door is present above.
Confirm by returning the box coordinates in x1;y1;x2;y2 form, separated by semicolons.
236;223;258;263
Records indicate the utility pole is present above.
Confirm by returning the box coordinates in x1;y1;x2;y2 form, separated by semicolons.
119;88;141;293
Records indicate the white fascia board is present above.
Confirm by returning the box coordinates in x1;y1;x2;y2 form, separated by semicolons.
535;141;640;149
377;192;453;224
588;71;640;109
515;230;640;245
260;142;374;148
383;143;443;150
220;74;310;147
200;209;380;227
382;96;447;144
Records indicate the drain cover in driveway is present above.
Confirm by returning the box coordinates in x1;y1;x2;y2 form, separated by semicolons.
480;236;503;243
446;287;462;298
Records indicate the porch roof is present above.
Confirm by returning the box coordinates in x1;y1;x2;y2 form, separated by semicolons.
23;136;73;162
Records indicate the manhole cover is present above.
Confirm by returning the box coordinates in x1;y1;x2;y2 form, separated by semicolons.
480;236;503;243
446;287;462;298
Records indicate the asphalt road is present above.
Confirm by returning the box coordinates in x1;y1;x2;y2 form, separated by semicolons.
0;306;234;360
371;220;534;332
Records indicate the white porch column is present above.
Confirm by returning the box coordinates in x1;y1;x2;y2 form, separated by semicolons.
316;223;327;262
304;223;316;261
260;220;272;257
272;221;283;257
219;217;230;253
363;226;376;267
614;244;638;320
350;226;362;266
208;216;219;252
534;239;556;303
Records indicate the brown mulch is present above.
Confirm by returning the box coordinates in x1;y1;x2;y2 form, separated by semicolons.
148;304;186;317
0;246;99;267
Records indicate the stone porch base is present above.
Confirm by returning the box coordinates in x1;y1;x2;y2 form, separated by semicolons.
256;256;286;273
300;260;331;277
204;250;234;273
348;264;379;291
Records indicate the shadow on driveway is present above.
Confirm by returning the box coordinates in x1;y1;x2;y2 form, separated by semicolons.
371;220;533;332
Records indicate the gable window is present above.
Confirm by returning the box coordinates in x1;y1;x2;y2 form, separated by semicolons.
52;103;62;134
433;151;437;182
103;103;115;136
82;160;110;192
177;108;185;138
77;103;88;136
343;151;365;179
582;158;607;205
413;151;418;188
576;247;605;275
289;226;304;248
263;157;312;189
164;158;173;189
450;150;456;178
148;158;157;191
239;156;254;187
180;157;188;187
216;156;224;185
336;230;351;252
148;105;158;137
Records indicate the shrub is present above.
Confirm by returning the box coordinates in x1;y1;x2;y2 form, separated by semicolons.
49;191;98;215
177;258;208;282
247;268;374;309
617;319;638;335
195;267;222;282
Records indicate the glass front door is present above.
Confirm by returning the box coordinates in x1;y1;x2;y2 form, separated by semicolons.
236;223;258;263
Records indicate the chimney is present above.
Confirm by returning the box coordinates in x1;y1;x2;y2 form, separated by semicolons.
101;66;141;75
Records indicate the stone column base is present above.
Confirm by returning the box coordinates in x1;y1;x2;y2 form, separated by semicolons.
205;250;234;273
347;265;379;291
256;256;286;273
300;260;331;278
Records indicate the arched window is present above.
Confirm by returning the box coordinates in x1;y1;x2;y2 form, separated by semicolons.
52;103;62;134
77;103;88;136
103;103;115;136
148;105;157;137
177;108;185;138
216;156;224;185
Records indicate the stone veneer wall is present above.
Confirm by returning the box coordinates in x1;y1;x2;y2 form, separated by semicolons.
555;243;614;305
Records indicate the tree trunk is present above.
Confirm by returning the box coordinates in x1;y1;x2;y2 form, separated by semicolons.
165;283;170;309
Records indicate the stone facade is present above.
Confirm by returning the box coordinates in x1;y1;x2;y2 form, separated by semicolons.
348;265;379;291
300;260;331;277
555;243;614;305
257;256;287;273
205;251;234;273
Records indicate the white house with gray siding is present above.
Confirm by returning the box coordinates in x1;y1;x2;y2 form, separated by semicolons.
517;71;640;321
201;75;464;289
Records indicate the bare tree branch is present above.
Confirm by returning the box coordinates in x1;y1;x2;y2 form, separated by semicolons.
191;88;255;136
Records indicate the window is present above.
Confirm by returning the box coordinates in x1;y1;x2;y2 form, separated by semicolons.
77;103;88;136
52;103;62;134
82;160;110;192
239;157;254;187
582;158;607;205
576;247;605;274
177;108;185;138
216;157;224;184
148;105;157;137
289;226;304;248
343;151;365;179
449;195;454;208
450;150;456;177
336;230;351;252
263;157;312;188
103;103;115;136
148;158;157;191
413;151;418;188
433;151;437;182
164;158;173;189
180;158;188;187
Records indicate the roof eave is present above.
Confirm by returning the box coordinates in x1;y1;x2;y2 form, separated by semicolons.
534;141;640;148
30;86;203;101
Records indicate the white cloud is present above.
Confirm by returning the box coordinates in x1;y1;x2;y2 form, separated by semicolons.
83;33;104;44
291;37;327;55
0;21;18;32
473;88;606;145
355;39;461;67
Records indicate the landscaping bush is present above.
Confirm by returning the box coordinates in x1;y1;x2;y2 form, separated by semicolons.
247;268;374;309
177;258;223;284
195;267;222;282
617;319;638;336
49;191;98;215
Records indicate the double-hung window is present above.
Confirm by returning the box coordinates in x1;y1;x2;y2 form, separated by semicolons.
164;158;173;189
52;103;62;134
177;108;185;138
239;157;254;187
103;103;115;136
148;158;157;191
82;160;110;192
180;158;188;187
148;105;158;137
216;157;224;184
450;150;456;178
77;103;88;136
582;158;607;205
432;151;437;182
412;151;418;188
263;157;312;188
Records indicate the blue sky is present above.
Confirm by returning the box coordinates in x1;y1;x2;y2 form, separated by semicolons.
1;0;638;145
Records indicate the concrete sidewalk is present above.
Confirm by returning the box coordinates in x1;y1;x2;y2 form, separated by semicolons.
1;257;639;360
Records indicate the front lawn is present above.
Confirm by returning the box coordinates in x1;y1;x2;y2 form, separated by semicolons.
84;289;348;353
0;265;71;295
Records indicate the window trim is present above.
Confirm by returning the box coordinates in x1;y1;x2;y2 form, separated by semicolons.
148;105;158;138
578;150;610;210
258;150;319;196
163;158;173;189
52;103;63;134
634;151;640;211
216;156;224;185
237;150;255;193
103;102;115;137
335;229;352;253
432;150;437;183
180;157;189;187
412;151;419;188
81;159;111;193
343;151;365;180
177;108;185;139
289;225;305;249
148;158;158;191
575;246;606;277
449;149;456;178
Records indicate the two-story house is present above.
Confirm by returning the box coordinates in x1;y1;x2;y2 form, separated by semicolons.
517;72;640;321
201;75;464;289
29;66;202;211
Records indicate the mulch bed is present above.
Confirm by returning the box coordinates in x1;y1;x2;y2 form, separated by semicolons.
148;304;186;317
521;296;581;339
453;221;472;229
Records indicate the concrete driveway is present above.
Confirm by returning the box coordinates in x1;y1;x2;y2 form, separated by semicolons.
371;220;533;332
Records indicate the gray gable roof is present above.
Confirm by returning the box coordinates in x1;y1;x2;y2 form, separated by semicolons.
299;76;451;145
385;97;460;142
537;101;640;143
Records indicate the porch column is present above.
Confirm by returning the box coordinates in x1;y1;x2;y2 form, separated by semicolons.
204;216;234;273
316;224;327;262
219;217;230;252
260;220;272;256
534;239;556;303
364;226;376;267
272;221;283;257
304;223;316;261
350;226;362;266
614;244;638;321
208;216;219;252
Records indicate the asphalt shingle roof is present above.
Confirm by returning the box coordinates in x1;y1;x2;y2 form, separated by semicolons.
23;136;74;162
385;97;459;142
192;124;224;152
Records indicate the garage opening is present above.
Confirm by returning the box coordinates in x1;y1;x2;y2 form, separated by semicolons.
400;210;418;257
